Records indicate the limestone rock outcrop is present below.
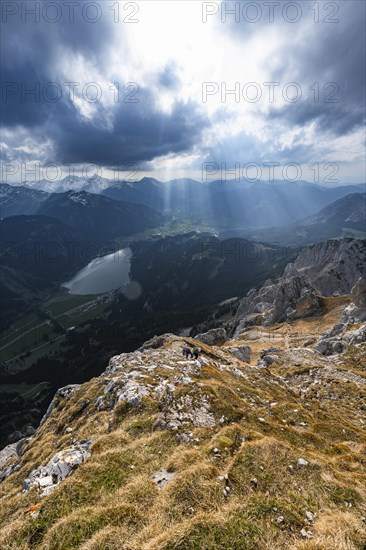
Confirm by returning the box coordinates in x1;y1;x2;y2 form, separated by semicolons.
233;274;321;335
233;239;366;337
291;238;366;296
23;439;92;497
195;327;227;346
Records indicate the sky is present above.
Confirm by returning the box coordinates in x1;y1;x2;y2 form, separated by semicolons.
1;0;365;185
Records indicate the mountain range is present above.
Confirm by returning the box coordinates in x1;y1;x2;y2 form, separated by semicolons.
4;183;364;246
0;185;164;242
3;179;365;230
239;192;366;244
102;178;366;228
11;175;113;195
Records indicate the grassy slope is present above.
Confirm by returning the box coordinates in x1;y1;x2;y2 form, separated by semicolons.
0;304;365;550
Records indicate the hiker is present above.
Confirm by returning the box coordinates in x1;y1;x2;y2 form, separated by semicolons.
192;347;200;360
182;347;192;359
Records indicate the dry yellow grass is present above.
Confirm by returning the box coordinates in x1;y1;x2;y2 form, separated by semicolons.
0;299;365;550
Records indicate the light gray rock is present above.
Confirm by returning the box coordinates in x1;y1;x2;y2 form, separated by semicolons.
232;239;366;337
95;396;107;411
152;469;176;488
23;439;92;496
176;433;191;444
233;274;321;335
300;528;314;539
227;346;252;363
195;328;227;345
253;302;272;313
258;347;281;367
342;304;366;325
344;325;366;345
323;303;366;342
138;334;174;351
264;277;321;326
38;476;53;488
313;338;345;356
0;443;18;483
0;443;17;469
162;393;216;431
117;380;150;406
261;354;279;366
283;263;300;279
292;239;366;296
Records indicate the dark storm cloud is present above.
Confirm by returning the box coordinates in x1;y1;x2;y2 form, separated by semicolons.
1;0;118;128
264;1;365;136
2;0;114;63
1;1;208;165
222;0;365;137
51;90;209;164
268;98;364;138
266;1;365;136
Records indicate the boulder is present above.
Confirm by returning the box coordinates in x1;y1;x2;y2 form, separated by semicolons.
227;346;252;363
258;347;281;367
195;328;227;346
138;334;174;351
313;338;345;356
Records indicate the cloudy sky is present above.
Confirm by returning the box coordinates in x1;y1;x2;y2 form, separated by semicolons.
1;0;365;184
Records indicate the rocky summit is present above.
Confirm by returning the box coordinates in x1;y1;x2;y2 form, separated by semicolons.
0;243;366;549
